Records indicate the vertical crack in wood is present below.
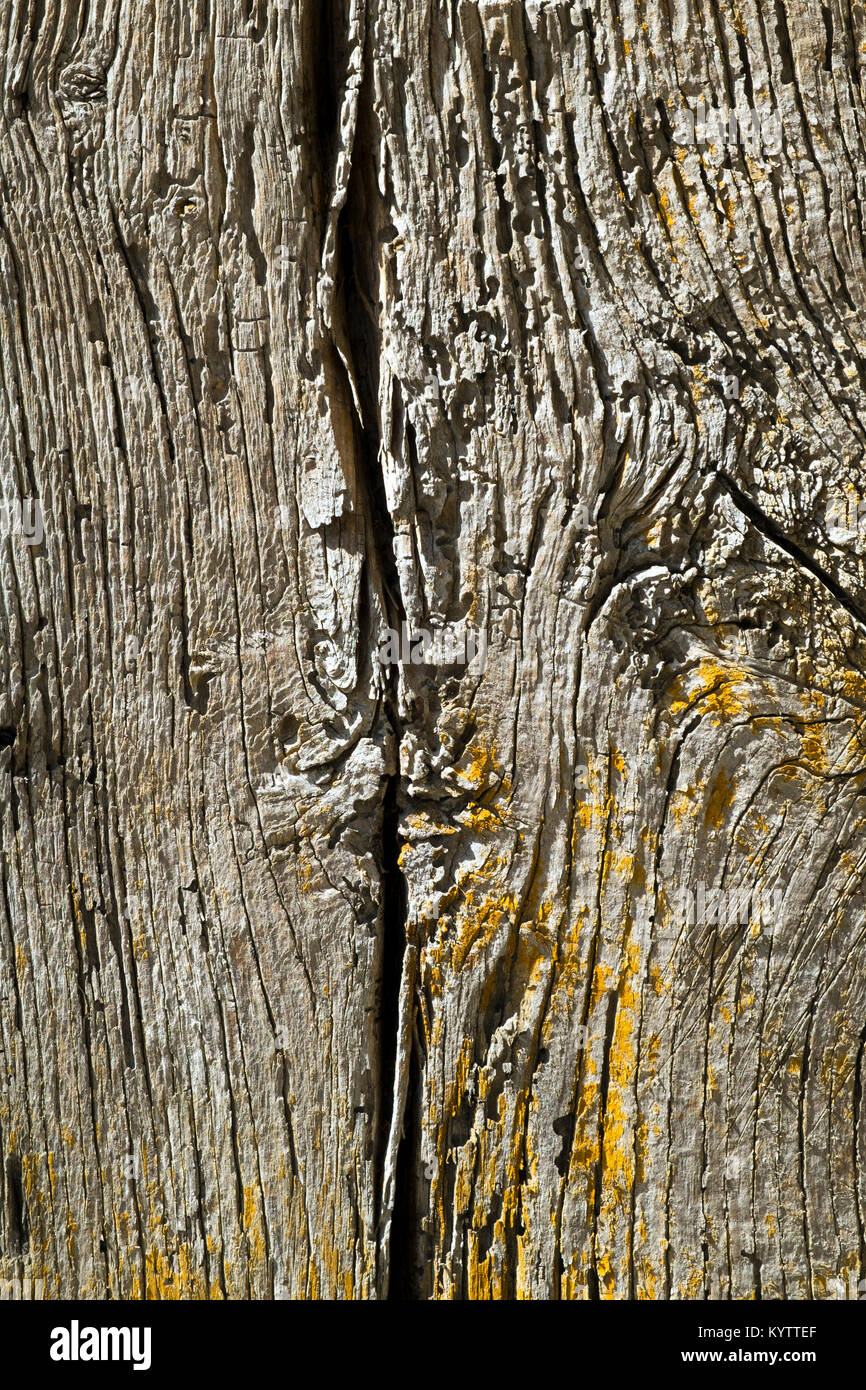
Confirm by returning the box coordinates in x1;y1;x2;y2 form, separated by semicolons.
319;0;417;1295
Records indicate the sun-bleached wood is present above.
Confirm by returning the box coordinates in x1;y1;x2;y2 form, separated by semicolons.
1;0;864;1300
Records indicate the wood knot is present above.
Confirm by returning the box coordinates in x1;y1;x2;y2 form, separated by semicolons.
57;64;107;105
55;63;108;159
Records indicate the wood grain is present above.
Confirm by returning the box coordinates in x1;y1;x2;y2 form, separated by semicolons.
0;0;864;1300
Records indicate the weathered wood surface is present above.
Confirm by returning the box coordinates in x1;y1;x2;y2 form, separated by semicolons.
0;0;864;1300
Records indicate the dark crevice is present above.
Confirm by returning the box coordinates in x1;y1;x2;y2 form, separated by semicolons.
716;470;866;632
553;1110;577;1177
822;5;833;69
588;988;620;1299
3;1154;27;1253
239;123;267;287
324;11;417;1298
105;902;136;1069
309;0;346;249
378;763;417;1298
854;1023;866;1282
773;0;797;83
178;547;212;715
337;153;403;625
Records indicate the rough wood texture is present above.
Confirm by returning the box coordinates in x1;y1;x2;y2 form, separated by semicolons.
1;0;864;1300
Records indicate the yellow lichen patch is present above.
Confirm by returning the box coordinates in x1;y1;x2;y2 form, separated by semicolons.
427;1038;477;1249
837;668;866;712
798;720;829;773
515;1093;543;1300
667;658;753;724
704;765;736;827
456;738;510;795
635;1119;650;1185
461;802;501;834
406;811;457;838
296;845;315;892
603;849;646;895
677;1264;707;1299
569;1077;601;1192
655;184;673;230
242;1184;267;1271
559;1252;591;1299
547;909;590;1016
668;788;695;826
466;1223;507;1299
589;961;613;1011
601;1062;634;1192
595;936;643;1270
635;1256;659;1300
21;1152;50;1247
450;891;518;974
460;1073;540;1300
142;1242;209;1300
314;1228;356;1301
573;772;616;831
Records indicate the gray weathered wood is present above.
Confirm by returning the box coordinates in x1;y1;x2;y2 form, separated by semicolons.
0;0;864;1299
